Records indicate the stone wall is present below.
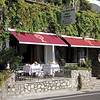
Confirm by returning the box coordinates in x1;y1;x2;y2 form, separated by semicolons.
6;70;94;96
7;78;74;96
71;70;94;89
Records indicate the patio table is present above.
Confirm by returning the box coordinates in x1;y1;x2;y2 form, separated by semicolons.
23;63;42;75
43;63;60;76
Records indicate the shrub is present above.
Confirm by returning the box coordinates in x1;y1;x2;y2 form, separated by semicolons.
64;59;92;71
78;58;92;70
64;63;78;70
0;70;11;87
0;48;21;70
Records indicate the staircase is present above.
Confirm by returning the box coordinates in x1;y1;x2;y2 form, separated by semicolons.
93;78;100;90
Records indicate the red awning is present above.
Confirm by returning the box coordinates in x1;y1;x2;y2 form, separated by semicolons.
11;31;67;46
63;36;100;48
90;40;100;47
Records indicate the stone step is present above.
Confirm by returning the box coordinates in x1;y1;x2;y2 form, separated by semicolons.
95;84;100;86
94;81;100;84
94;80;100;88
95;81;100;83
95;82;100;85
91;77;97;80
95;85;100;87
94;86;100;89
94;87;100;89
91;79;100;88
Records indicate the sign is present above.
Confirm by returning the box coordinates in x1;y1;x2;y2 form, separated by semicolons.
34;34;46;42
61;9;76;25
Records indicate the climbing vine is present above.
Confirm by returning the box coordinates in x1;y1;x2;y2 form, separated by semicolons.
0;0;100;39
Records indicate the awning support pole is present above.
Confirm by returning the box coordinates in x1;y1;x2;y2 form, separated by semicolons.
86;48;88;59
52;45;55;63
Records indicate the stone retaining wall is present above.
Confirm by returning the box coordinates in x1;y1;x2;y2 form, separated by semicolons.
6;70;94;96
7;78;75;96
71;70;94;89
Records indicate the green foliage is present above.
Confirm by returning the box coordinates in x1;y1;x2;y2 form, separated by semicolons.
0;0;100;39
0;48;21;70
53;0;62;6
78;58;92;70
0;70;11;86
64;63;78;70
80;0;91;11
0;0;6;6
76;11;100;38
64;58;92;70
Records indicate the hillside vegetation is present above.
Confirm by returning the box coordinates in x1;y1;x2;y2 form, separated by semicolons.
0;0;100;39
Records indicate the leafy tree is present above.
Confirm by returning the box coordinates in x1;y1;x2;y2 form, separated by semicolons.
79;0;91;11
0;48;21;70
53;0;62;6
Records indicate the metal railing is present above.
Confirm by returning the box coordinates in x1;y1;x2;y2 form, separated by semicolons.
14;62;79;81
15;66;71;81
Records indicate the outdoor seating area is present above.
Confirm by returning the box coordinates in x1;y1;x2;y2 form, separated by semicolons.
23;62;43;76
9;30;100;79
15;62;60;81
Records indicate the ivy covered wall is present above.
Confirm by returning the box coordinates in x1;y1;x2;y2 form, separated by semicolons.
0;0;100;39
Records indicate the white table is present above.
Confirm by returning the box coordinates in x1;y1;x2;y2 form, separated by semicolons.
23;64;42;75
43;63;60;76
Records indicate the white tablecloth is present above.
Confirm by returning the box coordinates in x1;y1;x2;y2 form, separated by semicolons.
43;63;60;76
23;64;42;75
23;63;60;76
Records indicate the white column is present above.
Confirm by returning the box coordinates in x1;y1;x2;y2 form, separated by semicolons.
52;45;55;63
44;45;56;64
